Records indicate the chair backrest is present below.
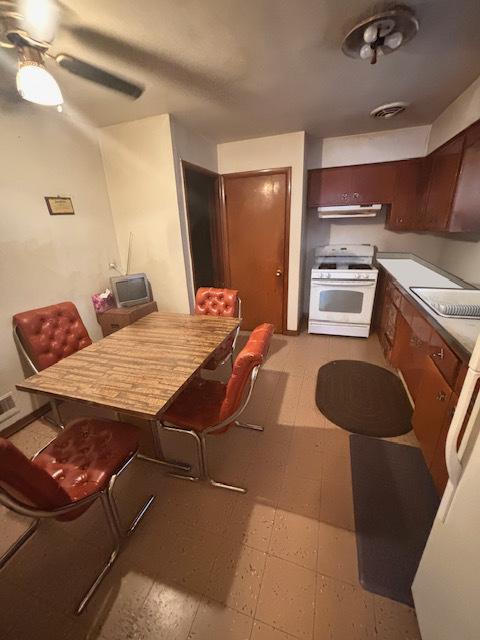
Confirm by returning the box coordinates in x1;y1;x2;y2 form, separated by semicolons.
195;287;239;317
219;323;274;422
13;301;92;372
0;439;70;511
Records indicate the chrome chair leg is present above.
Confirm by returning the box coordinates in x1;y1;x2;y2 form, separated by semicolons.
162;424;247;494
0;518;39;570
137;421;191;472
162;426;202;483
42;399;65;430
200;434;247;494
235;419;264;432
76;473;155;615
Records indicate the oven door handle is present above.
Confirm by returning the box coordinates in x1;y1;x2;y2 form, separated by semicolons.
311;281;376;287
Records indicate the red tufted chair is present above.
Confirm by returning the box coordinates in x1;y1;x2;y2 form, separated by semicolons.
0;417;155;615
194;288;241;370
13;302;93;428
13;302;92;373
160;323;274;493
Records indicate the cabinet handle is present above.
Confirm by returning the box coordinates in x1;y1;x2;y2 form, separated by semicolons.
436;391;447;402
432;348;445;360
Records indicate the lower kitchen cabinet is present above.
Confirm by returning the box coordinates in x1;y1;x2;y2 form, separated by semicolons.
376;268;467;495
412;357;454;468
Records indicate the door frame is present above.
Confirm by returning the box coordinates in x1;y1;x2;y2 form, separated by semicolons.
219;167;291;334
181;161;225;290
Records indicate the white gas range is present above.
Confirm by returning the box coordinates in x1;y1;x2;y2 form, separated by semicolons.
308;244;379;338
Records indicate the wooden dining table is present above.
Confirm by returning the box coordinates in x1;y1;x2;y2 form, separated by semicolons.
16;311;240;467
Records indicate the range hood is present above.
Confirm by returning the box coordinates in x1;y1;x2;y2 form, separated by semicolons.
317;204;382;219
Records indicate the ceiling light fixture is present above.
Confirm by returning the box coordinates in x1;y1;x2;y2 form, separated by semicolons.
342;5;418;65
16;45;63;107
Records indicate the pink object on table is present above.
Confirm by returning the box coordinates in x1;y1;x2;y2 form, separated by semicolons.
92;290;115;313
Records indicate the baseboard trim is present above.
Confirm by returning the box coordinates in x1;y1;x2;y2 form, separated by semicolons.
1;403;51;438
284;329;300;336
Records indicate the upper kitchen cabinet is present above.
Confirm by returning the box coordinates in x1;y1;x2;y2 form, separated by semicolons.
308;166;353;206
422;134;465;231
307;162;396;207
350;162;396;204
386;158;424;230
450;121;480;233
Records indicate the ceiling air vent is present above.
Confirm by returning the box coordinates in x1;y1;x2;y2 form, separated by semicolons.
370;102;409;119
0;392;18;423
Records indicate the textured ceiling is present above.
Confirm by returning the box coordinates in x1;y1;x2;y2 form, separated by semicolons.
1;0;480;142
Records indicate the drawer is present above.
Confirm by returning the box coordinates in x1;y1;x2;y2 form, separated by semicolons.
429;333;460;388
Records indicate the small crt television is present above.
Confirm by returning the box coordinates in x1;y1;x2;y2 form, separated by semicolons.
110;273;151;307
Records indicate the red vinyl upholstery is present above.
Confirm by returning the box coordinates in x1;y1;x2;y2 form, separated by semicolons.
195;288;239;317
13;302;92;372
194;288;240;369
0;418;140;521
163;323;274;434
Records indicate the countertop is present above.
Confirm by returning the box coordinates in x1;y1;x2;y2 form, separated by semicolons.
376;253;480;360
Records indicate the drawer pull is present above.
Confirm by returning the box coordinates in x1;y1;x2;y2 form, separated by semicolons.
436;391;447;402
432;348;445;360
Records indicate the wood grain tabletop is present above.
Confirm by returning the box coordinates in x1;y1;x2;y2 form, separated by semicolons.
16;312;240;419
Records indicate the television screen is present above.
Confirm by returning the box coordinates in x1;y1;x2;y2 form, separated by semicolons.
116;276;148;303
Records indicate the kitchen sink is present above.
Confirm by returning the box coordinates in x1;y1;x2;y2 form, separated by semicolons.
410;287;480;319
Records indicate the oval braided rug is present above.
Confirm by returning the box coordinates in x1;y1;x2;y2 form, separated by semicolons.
316;360;412;437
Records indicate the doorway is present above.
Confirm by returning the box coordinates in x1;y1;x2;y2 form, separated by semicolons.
183;162;223;292
221;168;290;332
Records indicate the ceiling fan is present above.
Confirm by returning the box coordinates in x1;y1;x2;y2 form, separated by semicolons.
0;0;144;109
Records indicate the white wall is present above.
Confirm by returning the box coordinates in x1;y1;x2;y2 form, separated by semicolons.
217;132;306;331
307;125;431;169
170;117;218;309
0;108;119;431
428;75;480;153
99;114;191;314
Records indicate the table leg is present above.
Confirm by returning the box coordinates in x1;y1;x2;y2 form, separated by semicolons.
137;420;190;471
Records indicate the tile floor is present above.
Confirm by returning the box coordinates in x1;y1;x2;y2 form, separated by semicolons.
0;331;422;639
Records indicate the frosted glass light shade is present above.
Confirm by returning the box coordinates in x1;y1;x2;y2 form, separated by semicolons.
16;63;63;106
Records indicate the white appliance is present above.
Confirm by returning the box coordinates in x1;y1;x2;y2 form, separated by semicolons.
308;244;378;337
412;333;480;640
316;204;382;219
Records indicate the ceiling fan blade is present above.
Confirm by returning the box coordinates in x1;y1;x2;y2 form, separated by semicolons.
54;53;144;99
20;0;59;43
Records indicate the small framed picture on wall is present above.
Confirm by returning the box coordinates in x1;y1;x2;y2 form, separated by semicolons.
45;196;75;216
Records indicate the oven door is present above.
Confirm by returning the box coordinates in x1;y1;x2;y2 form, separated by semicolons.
309;278;377;325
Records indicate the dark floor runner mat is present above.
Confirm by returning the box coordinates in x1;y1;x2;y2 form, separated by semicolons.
316;360;412;437
350;434;439;606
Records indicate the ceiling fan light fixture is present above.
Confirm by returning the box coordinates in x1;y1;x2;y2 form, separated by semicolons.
16;46;63;106
342;5;419;65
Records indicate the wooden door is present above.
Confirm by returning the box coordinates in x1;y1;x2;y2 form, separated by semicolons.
412;356;453;467
221;169;289;332
307;166;352;206
450;121;480;232
350;163;396;204
387;159;423;230
423;135;464;231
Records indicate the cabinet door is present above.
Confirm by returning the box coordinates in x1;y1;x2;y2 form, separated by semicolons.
307;167;352;206
395;312;431;402
350;163;396;205
412;356;453;467
450;122;480;232
423;136;464;231
387;159;423;230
